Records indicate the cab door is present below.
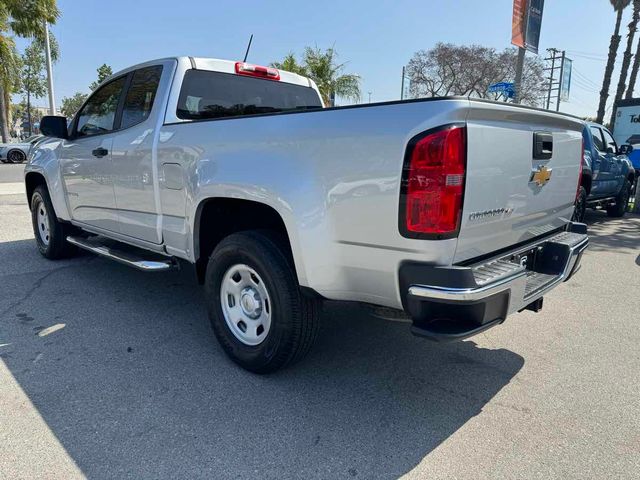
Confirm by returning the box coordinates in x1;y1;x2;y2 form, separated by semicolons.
588;125;612;198
110;64;165;243
601;128;625;194
59;75;127;232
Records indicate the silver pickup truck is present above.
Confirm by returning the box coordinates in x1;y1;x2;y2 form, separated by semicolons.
26;56;588;373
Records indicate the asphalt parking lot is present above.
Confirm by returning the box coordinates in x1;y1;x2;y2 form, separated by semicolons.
1;162;639;479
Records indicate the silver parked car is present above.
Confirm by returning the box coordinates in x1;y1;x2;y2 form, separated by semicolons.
0;134;43;164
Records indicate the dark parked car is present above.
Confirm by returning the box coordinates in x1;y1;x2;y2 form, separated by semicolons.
573;123;635;222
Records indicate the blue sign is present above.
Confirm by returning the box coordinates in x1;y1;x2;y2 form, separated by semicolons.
488;82;516;98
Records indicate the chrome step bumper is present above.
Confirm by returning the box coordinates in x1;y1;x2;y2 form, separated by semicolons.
67;236;178;272
402;222;589;341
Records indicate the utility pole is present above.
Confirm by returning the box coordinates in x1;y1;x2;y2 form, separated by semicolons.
401;66;405;100
368;91;372;103
513;47;526;104
44;21;56;115
543;48;564;111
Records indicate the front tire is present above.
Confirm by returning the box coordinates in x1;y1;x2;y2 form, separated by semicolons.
30;185;78;259
572;186;587;223
606;180;631;218
204;231;321;374
7;149;26;164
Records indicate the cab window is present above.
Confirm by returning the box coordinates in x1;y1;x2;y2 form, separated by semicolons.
121;65;163;129
75;76;127;137
601;129;617;153
589;126;605;152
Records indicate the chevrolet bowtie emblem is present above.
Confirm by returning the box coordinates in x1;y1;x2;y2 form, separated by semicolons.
530;165;552;187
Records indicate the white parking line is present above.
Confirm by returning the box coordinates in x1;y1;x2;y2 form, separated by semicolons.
0;183;25;196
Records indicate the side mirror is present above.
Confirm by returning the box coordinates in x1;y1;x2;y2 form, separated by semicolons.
40;115;68;139
618;144;633;155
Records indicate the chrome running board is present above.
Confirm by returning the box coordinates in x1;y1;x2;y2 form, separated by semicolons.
66;236;178;272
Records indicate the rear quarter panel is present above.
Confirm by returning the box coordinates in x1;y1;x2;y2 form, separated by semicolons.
158;99;471;308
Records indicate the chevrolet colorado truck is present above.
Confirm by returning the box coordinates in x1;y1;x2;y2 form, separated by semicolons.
572;122;635;222
26;57;588;373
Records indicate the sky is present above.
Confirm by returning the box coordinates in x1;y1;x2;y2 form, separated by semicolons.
13;0;633;119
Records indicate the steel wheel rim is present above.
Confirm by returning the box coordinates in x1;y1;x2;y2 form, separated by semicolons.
36;199;50;246
220;264;272;346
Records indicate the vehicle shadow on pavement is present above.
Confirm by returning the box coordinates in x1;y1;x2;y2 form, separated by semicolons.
583;210;640;254
1;239;524;479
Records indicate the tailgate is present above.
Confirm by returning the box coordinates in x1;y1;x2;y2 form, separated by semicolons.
454;101;584;263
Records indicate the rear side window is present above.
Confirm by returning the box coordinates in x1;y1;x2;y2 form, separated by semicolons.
589;126;604;151
121;65;163;129
176;70;322;120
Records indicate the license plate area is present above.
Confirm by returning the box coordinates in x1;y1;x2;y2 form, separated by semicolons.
509;246;542;272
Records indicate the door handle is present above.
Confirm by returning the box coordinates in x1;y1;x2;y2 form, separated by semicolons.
92;147;109;158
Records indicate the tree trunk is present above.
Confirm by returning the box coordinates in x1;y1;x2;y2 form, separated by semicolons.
27;90;32;137
611;1;640;128
597;9;624;124
626;35;640;98
0;84;9;142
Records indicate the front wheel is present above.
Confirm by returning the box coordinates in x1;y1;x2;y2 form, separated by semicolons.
204;231;321;374
606;180;631;218
572;186;587;223
30;185;78;259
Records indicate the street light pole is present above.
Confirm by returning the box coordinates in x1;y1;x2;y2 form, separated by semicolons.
513;47;526;104
44;21;56;115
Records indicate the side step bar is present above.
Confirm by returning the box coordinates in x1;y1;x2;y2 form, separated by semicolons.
66;236;178;272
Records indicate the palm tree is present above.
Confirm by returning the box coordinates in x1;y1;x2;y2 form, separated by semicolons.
610;0;640;127
597;0;631;124
302;47;360;106
272;47;361;106
0;0;59;142
270;53;308;77
626;16;640;97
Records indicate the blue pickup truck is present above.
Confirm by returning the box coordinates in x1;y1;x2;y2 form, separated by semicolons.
573;122;636;222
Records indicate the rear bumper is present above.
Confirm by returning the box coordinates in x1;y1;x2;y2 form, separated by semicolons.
401;222;588;342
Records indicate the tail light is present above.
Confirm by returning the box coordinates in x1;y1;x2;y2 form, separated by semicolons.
400;124;466;238
235;62;280;81
576;138;584;200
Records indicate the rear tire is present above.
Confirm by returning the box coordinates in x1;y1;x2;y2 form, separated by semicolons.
606;180;631;218
204;230;321;374
7;149;26;164
30;185;78;259
572;186;587;223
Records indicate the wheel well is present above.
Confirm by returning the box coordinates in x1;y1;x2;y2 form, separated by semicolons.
195;198;294;284
25;172;47;208
581;173;592;195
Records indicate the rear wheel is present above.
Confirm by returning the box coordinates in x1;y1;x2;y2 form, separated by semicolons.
30;185;78;259
606;180;631;218
7;149;26;164
204;230;321;374
572;186;587;223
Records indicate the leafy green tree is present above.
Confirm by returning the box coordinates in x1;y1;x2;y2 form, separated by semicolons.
19;41;47;135
90;63;113;91
60;92;87;117
597;0;632;124
0;0;59;141
272;47;361;106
